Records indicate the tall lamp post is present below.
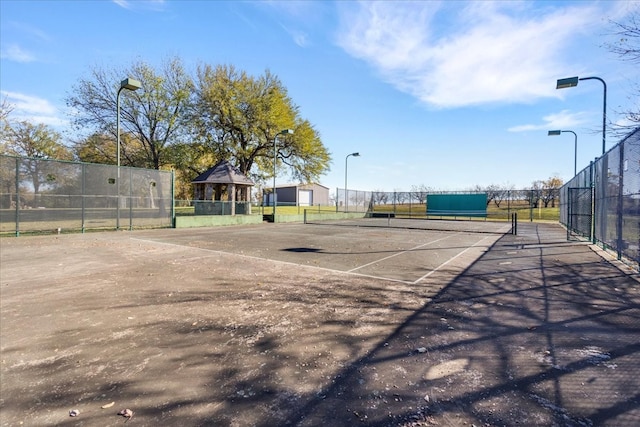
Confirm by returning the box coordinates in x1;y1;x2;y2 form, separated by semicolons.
344;152;360;211
556;76;607;155
272;129;293;222
116;77;141;230
548;130;578;176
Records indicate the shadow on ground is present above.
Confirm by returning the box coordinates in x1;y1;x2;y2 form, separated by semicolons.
281;222;640;427
1;222;638;426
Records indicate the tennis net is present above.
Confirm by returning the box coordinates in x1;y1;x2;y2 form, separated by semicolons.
303;210;518;235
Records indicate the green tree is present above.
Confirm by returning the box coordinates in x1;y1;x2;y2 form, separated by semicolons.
74;131;150;166
164;141;217;200
74;132;115;164
190;64;331;184
2;120;71;160
1;120;73;205
0;98;12;155
67;57;193;170
0;101;16;207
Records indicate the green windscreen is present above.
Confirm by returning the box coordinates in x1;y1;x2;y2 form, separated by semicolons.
426;193;487;217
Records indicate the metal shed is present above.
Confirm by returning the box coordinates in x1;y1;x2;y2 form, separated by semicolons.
265;183;330;207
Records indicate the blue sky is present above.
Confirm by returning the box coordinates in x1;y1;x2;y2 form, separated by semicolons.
1;0;638;192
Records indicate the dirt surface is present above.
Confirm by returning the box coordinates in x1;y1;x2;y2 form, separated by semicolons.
1;222;639;426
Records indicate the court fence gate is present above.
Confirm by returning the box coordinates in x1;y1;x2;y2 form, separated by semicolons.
566;187;593;240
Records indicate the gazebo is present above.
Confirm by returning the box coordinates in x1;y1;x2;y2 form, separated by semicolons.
191;160;254;215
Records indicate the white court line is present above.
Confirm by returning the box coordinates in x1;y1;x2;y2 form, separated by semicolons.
412;234;496;284
129;236;417;284
129;237;420;285
130;232;496;286
347;234;455;273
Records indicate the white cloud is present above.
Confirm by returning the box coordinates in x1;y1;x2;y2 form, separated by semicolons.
1;22;50;62
112;0;165;11
258;1;326;47
336;1;605;108
112;0;132;9
1;90;66;127
281;24;309;47
291;30;309;48
508;110;590;132
8;21;51;42
0;44;36;63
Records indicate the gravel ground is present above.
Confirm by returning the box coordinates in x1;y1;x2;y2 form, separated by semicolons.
1;222;638;426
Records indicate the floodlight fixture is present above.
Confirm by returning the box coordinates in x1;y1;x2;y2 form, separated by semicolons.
556;75;607;155
120;78;141;91
556;76;579;89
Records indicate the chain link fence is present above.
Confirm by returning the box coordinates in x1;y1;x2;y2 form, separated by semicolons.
337;188;560;222
336;189;373;212
560;127;639;269
0;155;174;235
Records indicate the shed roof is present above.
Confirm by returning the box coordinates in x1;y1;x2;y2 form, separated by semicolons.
192;160;254;185
278;183;330;190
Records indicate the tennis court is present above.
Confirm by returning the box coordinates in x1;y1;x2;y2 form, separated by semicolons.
2;219;638;426
133;217;512;284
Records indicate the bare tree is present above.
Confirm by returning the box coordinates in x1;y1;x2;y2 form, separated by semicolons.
0;97;14;122
490;183;516;207
67;57;193;170
394;189;408;205
371;190;388;205
529;181;544;208
473;184;500;206
498;183;516;208
410;184;431;203
607;9;640;131
541;176;563;208
493;187;506;207
608;10;640;62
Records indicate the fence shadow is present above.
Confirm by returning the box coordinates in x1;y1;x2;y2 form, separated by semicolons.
278;222;640;426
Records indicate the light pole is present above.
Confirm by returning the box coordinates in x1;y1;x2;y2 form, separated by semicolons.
548;130;578;176
272;129;293;222
556;76;607;155
344;152;360;211
116;77;141;230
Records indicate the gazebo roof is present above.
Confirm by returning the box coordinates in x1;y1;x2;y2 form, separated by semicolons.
192;160;254;186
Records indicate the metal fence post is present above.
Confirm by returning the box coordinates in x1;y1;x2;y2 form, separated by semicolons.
616;141;625;260
529;190;533;222
171;170;176;228
129;167;133;231
15;157;20;237
81;163;86;233
590;160;595;244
